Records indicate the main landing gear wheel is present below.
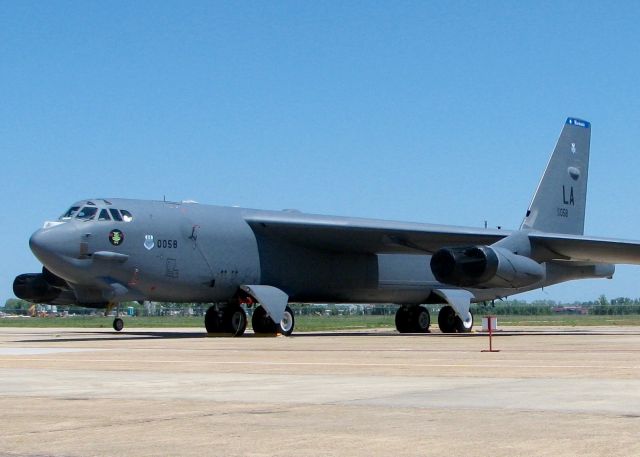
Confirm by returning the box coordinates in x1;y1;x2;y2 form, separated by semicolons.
455;310;473;333
437;305;473;333
205;306;222;333
395;306;411;333
251;305;277;334
113;317;124;332
279;306;295;336
395;305;430;333
438;306;456;333
224;305;247;336
205;305;247;336
252;305;295;336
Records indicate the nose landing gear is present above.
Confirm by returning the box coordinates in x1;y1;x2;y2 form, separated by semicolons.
113;317;124;332
106;303;125;332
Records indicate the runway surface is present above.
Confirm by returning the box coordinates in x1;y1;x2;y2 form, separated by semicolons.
1;325;640;456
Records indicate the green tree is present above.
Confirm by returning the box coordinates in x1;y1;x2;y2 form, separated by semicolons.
3;298;32;311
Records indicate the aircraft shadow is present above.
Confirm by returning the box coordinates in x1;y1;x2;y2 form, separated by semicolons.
14;330;208;343
12;328;640;344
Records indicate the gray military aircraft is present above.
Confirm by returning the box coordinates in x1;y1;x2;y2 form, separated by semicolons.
13;118;640;335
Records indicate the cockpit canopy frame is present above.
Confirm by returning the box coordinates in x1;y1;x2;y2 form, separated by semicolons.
59;200;133;222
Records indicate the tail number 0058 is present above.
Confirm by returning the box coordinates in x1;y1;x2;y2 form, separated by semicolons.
157;239;178;248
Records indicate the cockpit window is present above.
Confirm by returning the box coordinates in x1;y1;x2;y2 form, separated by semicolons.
109;208;123;221
76;207;98;220
60;206;80;220
98;209;111;221
120;210;133;222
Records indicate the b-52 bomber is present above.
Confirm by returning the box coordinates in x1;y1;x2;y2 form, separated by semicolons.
13;118;640;335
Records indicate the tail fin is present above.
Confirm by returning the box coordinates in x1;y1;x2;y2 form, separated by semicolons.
521;117;591;235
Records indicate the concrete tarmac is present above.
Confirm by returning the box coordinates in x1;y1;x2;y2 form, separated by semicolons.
1;326;640;456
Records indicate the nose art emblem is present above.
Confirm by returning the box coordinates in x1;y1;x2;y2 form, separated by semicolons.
144;235;155;250
109;229;124;246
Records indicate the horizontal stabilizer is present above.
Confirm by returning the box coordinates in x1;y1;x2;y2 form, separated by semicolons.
530;232;640;264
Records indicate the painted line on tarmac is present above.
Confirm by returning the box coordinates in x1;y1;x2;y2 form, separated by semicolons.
1;357;639;370
0;348;101;355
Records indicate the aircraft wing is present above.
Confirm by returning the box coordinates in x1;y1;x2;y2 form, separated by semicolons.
245;212;640;264
245;212;508;254
529;232;640;264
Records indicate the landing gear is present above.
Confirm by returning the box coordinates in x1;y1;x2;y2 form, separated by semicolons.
224;305;247;335
106;303;124;332
113;317;124;332
437;305;473;333
278;306;295;336
395;305;430;333
204;301;295;337
204;306;222;333
455;310;473;333
252;305;295;336
204;304;247;336
438;305;456;333
251;305;276;334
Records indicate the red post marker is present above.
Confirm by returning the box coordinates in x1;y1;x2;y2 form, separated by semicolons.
481;315;500;353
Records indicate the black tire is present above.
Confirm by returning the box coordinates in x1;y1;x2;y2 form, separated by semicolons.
113;317;124;332
223;305;247;336
438;305;457;333
251;305;277;334
204;305;222;333
395;305;430;333
278;306;295;336
414;306;430;333
455;311;473;333
395;305;412;333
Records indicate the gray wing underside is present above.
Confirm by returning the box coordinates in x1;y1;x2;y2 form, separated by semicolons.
245;212;505;254
244;212;640;265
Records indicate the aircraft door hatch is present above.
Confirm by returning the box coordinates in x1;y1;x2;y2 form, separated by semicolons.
182;220;215;279
189;224;200;242
79;231;93;259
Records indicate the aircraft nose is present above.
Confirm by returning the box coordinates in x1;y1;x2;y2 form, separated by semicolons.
29;224;78;264
29;228;57;262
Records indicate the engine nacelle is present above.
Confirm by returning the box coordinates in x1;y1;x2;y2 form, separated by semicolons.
13;273;61;303
430;245;545;288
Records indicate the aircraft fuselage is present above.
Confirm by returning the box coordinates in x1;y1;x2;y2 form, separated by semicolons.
27;198;612;309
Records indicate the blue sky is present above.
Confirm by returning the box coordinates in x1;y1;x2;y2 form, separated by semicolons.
2;1;640;304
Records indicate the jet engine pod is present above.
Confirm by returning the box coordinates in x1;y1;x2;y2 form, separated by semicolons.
430;245;545;289
42;267;69;289
13;273;61;303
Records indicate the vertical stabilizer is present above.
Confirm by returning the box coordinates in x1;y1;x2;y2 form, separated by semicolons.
521;117;591;235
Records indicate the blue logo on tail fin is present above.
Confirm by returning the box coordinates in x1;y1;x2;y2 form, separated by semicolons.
566;118;590;128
